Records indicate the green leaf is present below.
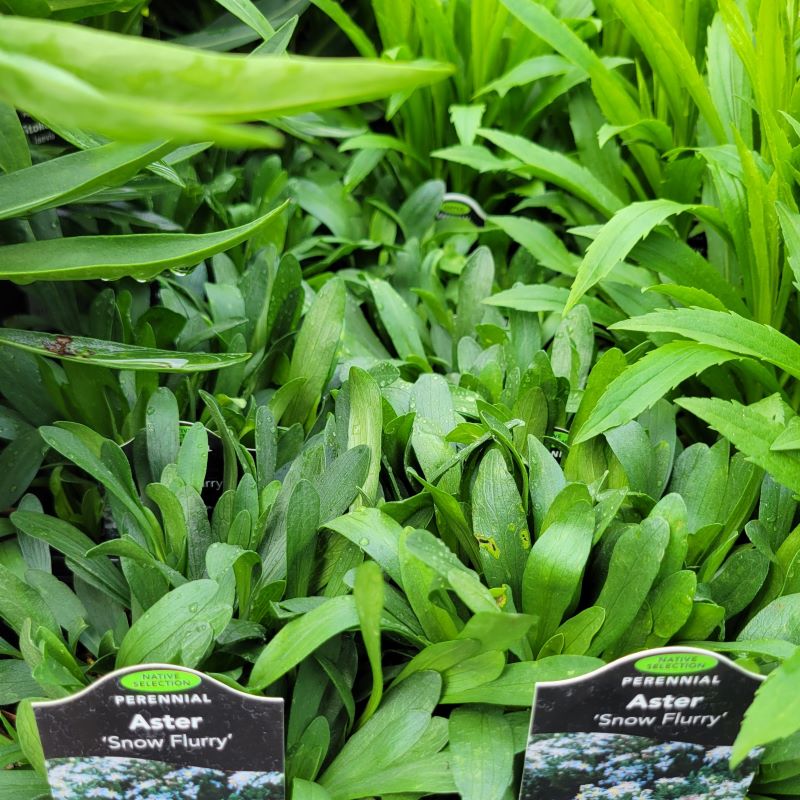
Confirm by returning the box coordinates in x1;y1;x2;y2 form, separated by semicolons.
553;606;606;655
527;435;566;534
404;529;498;616
11;511;129;606
368;277;427;364
347;366;382;506
0;660;40;705
479;128;623;216
608;0;726;143
615;308;800;381
249;595;358;690
325;509;403;588
0;140;171;219
589;518;669;656
292;780;333;800
285;480;321;599
146;388;179;484
472;449;530;601
732;647;800;765
0;770;49;799
0;328;250;371
0;429;47;511
0;100;30;174
283;278;346;427
565;200;689;311
575;342;739;442
320;672;444;799
38;423;144;527
307;0;377;58
0;206;287;284
354;561;384;725
212;0;274;40
522;497;594;652
676;396;800;494
0;17;452;147
441;656;604;705
739;594;800;645
450;707;514;800
176;423;209;494
0;562;59;635
116;579;231;667
456;246;494;346
484;283;622;328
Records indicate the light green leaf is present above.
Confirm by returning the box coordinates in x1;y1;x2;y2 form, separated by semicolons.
0;563;59;635
11;511;129;606
325;509;403;588
738;594;800;645
575;342;739;442
732;647;800;766
213;0;274;40
283;278;346;427
347;366;382;506
676;395;800;494
484;283;622;327
450;707;514;800
441;656;603;705
565;200;689;311
0;660;41;706
0;100;30;174
354;561;384;725
615;308;800;381
368;277;427;364
320;672;444;798
0;17;451;147
479;128;623;216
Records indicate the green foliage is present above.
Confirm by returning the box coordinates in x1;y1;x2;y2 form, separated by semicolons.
2;1;800;797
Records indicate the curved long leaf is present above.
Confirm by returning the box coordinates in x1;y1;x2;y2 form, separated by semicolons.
479;128;624;216
615;308;800;380
0;17;453;146
565;199;690;311
484;284;623;327
575;341;739;442
249;596;359;690
0;204;287;283
0;140;171;220
0;328;250;371
677;395;800;493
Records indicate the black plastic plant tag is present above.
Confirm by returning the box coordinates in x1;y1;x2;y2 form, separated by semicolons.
34;664;285;800
17;112;65;146
520;647;764;800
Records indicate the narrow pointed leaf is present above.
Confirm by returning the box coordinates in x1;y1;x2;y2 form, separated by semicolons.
0;328;250;371
0;205;287;283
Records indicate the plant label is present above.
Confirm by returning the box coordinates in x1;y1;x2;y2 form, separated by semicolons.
520;646;764;800
33;664;285;799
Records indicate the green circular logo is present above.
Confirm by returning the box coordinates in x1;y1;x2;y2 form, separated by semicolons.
635;653;718;675
120;669;202;693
